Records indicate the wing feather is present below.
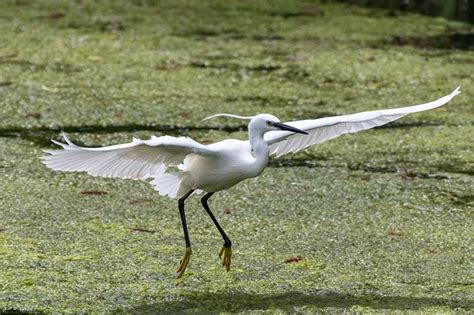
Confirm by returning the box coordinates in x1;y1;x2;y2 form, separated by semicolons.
265;87;461;157
41;133;216;179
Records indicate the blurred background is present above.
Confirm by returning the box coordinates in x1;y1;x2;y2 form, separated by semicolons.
0;0;472;313
338;0;474;23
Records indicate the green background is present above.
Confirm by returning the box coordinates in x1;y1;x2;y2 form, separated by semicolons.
0;0;472;313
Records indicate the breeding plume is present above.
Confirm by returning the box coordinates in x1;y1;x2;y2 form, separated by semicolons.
42;87;460;278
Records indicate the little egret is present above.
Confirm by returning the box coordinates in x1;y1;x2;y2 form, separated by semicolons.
42;87;460;278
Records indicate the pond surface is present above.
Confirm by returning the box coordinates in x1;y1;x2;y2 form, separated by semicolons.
0;0;473;313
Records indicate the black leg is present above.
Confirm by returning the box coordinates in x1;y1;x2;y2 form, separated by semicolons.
178;189;194;248
176;189;194;278
201;192;232;247
201;192;232;271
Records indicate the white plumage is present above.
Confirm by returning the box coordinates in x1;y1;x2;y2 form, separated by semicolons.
42;86;460;197
41;87;461;278
265;86;461;156
42;135;213;180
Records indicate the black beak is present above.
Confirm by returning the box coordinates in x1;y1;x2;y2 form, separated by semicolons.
273;122;308;135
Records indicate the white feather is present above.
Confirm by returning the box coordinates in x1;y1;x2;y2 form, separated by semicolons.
265;87;461;157
41;133;216;180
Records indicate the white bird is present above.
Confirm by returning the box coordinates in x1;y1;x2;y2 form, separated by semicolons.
41;87;461;278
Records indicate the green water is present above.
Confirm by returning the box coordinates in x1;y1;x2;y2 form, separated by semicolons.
0;0;473;313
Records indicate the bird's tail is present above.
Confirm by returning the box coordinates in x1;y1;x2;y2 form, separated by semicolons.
149;172;190;199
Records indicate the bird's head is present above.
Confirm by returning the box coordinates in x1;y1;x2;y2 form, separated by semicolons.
202;113;308;135
249;114;308;135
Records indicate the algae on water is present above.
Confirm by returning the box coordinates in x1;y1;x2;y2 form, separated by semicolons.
0;0;473;313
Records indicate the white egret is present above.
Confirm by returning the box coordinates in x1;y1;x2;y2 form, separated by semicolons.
41;87;461;278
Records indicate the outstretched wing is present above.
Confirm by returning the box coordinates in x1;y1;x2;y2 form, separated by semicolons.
41;133;216;179
265;87;461;157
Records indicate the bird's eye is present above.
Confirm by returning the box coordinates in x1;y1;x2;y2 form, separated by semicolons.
266;121;273;126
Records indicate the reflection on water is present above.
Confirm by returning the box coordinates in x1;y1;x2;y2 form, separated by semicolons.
339;0;474;23
388;33;474;50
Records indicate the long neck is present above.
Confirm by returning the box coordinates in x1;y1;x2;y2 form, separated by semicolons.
249;124;269;161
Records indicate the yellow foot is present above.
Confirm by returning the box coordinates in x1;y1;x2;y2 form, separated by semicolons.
176;247;192;279
219;246;232;271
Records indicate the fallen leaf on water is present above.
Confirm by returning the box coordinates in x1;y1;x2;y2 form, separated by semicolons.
41;11;66;19
388;228;404;236
223;207;232;214
81;190;108;196
129;198;153;205
25;112;41;119
0;228;6;233
130;228;155;234
285;255;303;263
